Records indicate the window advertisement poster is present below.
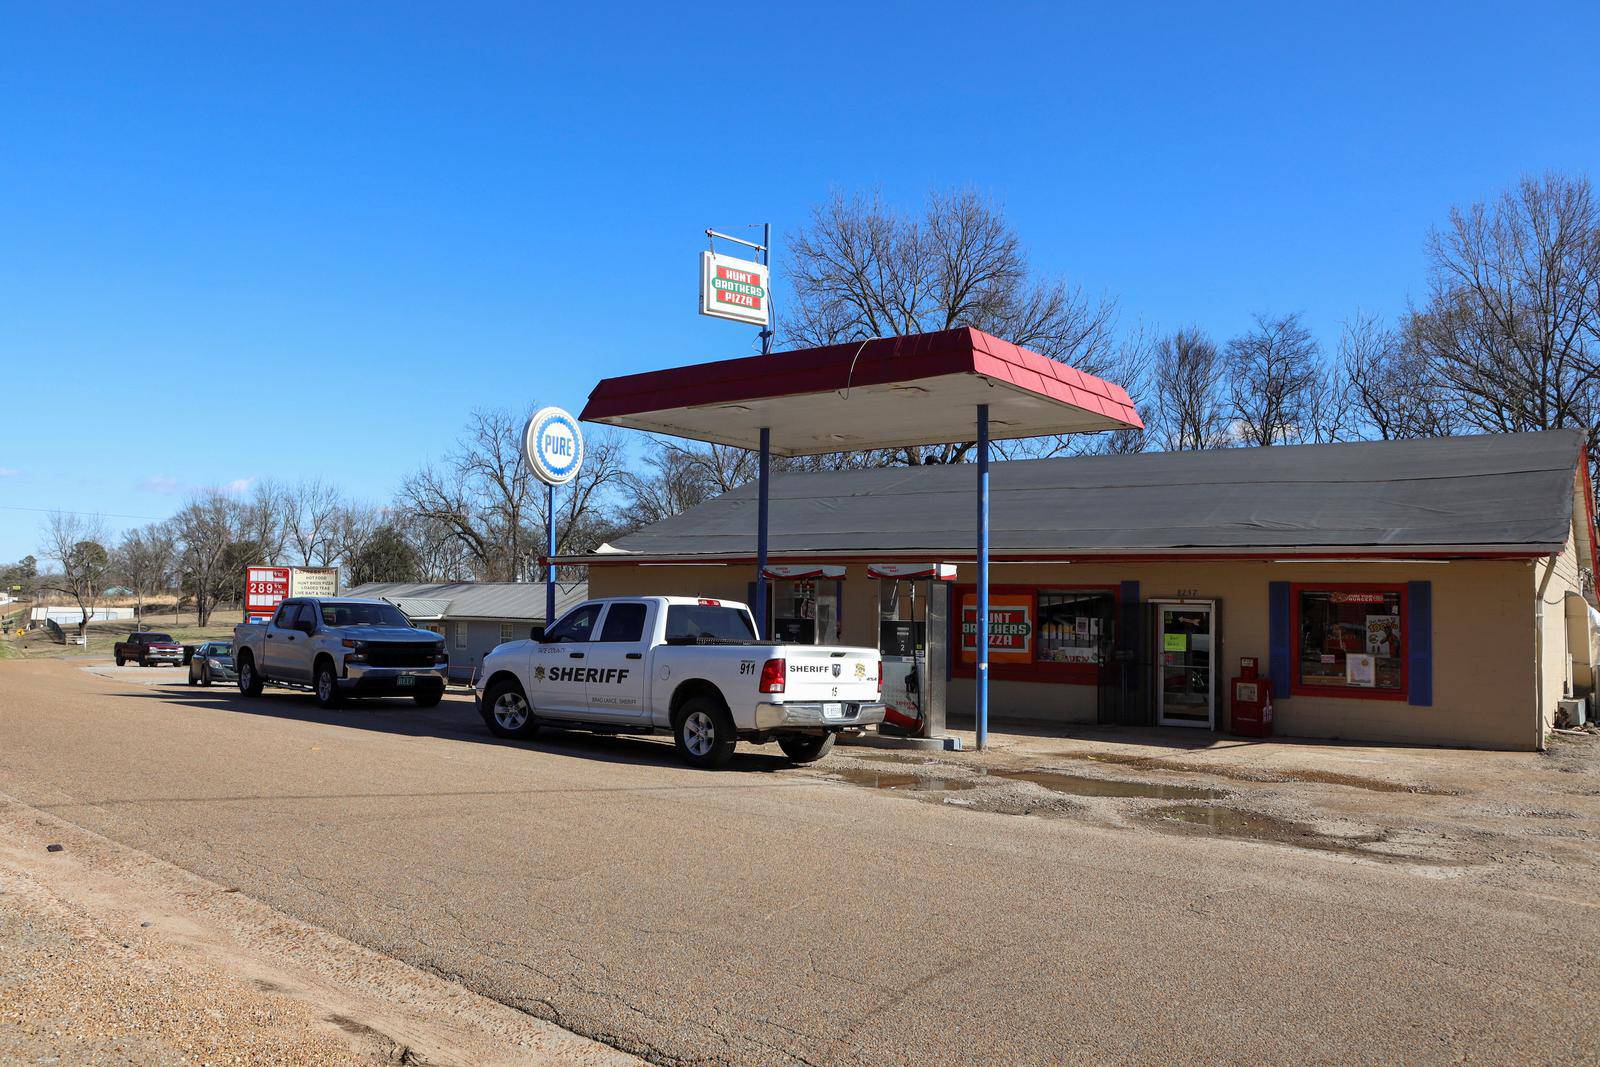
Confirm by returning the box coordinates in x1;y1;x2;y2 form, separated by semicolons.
1346;652;1376;687
960;592;1034;665
1365;614;1400;657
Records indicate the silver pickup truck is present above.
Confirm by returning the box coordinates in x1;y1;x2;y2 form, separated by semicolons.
233;596;449;708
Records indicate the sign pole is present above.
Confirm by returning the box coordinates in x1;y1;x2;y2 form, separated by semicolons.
545;481;556;625
976;403;990;751
521;407;585;631
755;426;770;638
760;222;773;355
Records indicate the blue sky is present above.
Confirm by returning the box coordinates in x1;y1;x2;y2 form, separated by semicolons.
4;2;1599;561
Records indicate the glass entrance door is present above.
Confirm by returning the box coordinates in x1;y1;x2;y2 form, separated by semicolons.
1155;601;1215;728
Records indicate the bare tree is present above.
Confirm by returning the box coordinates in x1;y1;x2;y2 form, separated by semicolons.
171;493;237;625
284;478;344;567
399;408;629;582
621;440;762;526
237;479;290;565
1411;172;1600;449
40;512;111;638
1341;311;1457;439
114;523;176;626
1152;328;1229;451
785;188;1124;464
1224;312;1324;446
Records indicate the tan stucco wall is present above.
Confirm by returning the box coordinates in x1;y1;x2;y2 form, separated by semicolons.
587;556;1545;749
1536;532;1585;738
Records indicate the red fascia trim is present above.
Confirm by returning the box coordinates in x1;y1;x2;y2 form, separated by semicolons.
580;327;1142;429
569;549;1546;567
1288;582;1410;702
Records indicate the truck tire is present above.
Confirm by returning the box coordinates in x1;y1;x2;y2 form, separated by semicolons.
483;680;537;739
779;733;836;764
115;655;125;666
237;655;264;696
412;686;443;708
674;696;736;769
314;662;344;709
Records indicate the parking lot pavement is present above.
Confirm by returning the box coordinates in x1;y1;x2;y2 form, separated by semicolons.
2;655;1598;1065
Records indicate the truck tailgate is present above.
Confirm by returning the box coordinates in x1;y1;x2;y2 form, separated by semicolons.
780;648;879;702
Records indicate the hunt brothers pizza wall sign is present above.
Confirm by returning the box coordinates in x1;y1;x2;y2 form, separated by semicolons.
699;251;770;327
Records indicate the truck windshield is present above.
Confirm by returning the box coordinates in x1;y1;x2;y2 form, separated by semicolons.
318;603;412;628
141;633;174;642
664;604;756;643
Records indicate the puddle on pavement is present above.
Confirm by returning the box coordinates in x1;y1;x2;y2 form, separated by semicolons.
995;770;1224;801
1140;803;1398;860
1054;752;1455;795
835;766;1221;800
832;769;982;792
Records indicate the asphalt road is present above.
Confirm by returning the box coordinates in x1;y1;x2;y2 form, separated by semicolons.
1;658;1594;1065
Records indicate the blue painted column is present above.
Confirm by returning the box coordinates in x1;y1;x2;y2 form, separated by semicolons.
976;404;990;750
545;482;556;624
755;427;771;638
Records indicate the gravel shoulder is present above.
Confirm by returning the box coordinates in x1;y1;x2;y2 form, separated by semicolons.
0;793;640;1067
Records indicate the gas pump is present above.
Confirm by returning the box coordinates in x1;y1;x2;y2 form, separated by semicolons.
868;563;957;736
760;565;845;644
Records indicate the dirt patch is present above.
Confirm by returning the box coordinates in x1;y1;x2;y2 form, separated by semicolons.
0;794;640;1066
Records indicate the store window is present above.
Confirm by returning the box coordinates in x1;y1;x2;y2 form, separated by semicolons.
952;585;1115;683
1037;590;1115;667
1295;587;1404;695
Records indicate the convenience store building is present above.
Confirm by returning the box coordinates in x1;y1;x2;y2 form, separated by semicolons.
569;430;1599;751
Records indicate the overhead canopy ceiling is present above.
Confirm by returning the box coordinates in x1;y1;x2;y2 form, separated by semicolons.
579;328;1142;456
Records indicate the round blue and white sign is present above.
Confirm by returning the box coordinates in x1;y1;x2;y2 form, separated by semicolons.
522;406;585;486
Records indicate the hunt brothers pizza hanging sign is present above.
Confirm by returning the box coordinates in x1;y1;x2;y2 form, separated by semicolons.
699;251;770;327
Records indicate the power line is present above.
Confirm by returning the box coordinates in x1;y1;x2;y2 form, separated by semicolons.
0;504;167;522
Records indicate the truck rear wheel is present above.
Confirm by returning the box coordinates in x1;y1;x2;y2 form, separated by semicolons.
237;655;264;696
484;681;537;739
779;733;836;764
115;655;125;666
674;697;736;769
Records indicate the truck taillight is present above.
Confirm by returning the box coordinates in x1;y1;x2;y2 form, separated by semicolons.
758;657;785;694
877;659;883;693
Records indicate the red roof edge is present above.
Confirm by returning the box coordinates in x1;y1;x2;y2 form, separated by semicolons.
579;327;1141;429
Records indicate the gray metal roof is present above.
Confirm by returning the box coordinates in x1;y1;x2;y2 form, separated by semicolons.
342;581;588;622
592;430;1589;559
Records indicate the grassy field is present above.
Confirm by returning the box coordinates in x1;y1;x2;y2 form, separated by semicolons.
1;611;240;661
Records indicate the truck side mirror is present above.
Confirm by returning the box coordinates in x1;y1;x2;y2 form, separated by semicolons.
297;620;316;635
529;625;546;642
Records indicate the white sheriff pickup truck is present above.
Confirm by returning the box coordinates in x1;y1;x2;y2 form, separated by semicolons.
474;596;886;768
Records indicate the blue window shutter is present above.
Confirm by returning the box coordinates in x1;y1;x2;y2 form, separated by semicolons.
1269;582;1291;697
1407;581;1432;706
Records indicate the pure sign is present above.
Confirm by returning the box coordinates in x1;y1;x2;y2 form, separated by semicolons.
699;251;770;327
522;406;585;486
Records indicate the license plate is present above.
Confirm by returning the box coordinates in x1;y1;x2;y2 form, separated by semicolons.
823;702;844;719
396;675;415;688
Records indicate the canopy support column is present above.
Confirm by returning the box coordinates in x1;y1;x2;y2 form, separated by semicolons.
755;426;770;638
545;482;556;625
976;403;990;750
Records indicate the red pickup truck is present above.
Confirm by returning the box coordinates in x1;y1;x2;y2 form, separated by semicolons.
114;631;184;667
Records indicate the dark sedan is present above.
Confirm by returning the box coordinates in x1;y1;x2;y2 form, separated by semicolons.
188;641;237;687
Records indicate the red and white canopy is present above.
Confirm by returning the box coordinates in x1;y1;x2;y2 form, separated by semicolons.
580;327;1141;456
